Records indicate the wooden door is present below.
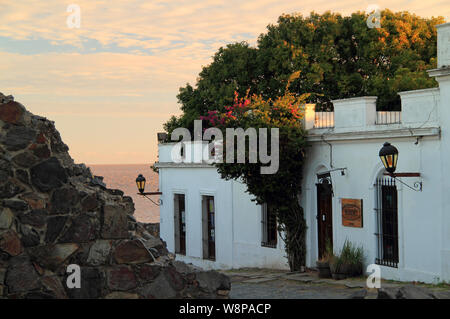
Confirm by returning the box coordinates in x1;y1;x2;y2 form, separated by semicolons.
317;182;333;259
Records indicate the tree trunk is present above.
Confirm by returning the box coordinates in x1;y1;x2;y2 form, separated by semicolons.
278;201;307;271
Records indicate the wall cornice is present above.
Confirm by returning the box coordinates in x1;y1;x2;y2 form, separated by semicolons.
428;67;450;78
154;162;214;168
307;126;441;143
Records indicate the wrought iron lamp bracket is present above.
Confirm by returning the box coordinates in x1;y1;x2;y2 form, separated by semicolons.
384;173;422;192
137;192;163;206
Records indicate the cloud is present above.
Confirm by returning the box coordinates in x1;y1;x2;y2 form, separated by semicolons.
1;1;445;57
0;0;448;164
0;51;202;96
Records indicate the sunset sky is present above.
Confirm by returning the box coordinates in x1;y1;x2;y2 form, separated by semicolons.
1;1;448;164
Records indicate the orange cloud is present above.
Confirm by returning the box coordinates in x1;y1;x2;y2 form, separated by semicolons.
0;0;448;164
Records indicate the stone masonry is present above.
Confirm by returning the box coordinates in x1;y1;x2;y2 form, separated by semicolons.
0;92;230;299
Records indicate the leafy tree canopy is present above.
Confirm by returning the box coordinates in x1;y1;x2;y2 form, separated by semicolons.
165;10;445;133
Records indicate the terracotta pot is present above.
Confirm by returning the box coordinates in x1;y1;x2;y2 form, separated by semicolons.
329;260;339;274
332;273;347;280
339;262;363;277
339;263;352;275
350;263;363;277
316;261;331;278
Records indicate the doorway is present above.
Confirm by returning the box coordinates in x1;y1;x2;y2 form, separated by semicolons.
316;173;333;259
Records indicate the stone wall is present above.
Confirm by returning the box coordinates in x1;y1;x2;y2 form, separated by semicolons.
142;223;160;238
0;93;230;299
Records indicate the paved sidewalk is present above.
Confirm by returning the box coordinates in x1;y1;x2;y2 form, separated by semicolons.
220;268;450;299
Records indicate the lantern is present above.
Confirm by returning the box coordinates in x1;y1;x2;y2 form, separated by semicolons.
379;142;398;174
136;174;146;194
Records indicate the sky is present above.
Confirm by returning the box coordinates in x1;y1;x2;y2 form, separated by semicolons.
0;1;449;164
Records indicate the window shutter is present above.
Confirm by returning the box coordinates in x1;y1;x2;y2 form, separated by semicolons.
174;195;180;253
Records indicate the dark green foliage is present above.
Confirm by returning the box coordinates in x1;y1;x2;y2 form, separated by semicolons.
165;10;445;135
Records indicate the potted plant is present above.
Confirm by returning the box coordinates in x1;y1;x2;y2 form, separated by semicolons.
340;240;364;277
330;240;364;279
329;254;347;280
316;240;333;278
316;256;331;278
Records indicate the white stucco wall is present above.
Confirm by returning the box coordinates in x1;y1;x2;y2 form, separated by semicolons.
231;181;288;269
157;150;288;270
436;75;450;282
302;134;443;283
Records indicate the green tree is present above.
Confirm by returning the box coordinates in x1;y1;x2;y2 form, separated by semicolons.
256;10;443;110
165;10;445;135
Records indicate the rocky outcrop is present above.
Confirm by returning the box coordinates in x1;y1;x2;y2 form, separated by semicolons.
0;93;230;299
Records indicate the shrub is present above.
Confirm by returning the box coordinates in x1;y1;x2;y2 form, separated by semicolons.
330;240;364;277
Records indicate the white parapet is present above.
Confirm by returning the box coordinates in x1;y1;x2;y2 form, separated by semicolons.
331;96;377;129
158;141;209;163
303;103;316;130
398;88;440;125
158;143;175;162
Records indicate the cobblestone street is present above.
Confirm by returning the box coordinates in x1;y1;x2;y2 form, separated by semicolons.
221;269;450;299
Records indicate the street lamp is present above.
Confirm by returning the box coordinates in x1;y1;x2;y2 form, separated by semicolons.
135;174;162;205
378;142;422;191
379;142;398;174
136;174;146;194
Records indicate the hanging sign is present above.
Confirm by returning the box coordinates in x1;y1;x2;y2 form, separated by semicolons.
341;198;363;228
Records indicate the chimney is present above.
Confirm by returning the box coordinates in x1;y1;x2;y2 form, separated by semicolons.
428;23;450;103
427;23;450;103
437;22;450;69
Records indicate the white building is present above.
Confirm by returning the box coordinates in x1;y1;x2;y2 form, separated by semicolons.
156;141;289;270
156;22;450;283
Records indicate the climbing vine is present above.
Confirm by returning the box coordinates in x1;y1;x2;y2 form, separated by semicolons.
201;75;309;270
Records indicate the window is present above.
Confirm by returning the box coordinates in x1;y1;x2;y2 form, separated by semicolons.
174;194;186;255
375;177;399;268
202;195;215;260
180;144;185;159
261;203;277;248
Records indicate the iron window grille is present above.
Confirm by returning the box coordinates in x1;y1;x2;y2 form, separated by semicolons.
375;177;399;268
261;203;277;248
